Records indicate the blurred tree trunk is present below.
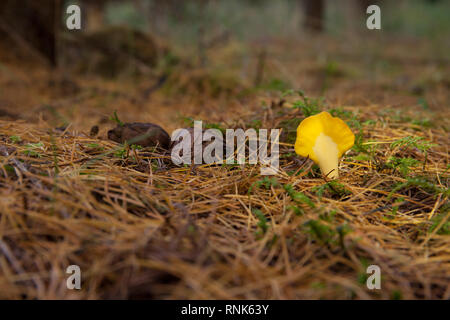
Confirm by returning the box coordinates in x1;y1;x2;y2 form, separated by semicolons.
302;0;324;32
0;0;61;67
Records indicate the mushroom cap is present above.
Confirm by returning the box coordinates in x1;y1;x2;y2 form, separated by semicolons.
294;111;355;163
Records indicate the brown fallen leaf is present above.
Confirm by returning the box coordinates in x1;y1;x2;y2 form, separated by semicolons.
108;122;171;149
170;128;225;164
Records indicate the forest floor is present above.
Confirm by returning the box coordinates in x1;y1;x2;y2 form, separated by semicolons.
0;33;449;299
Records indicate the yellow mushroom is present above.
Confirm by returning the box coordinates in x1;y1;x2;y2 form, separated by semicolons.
294;111;355;179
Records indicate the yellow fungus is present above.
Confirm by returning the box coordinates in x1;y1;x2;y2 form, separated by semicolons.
295;111;355;179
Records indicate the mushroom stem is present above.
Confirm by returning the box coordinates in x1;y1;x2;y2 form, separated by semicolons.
312;132;340;179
